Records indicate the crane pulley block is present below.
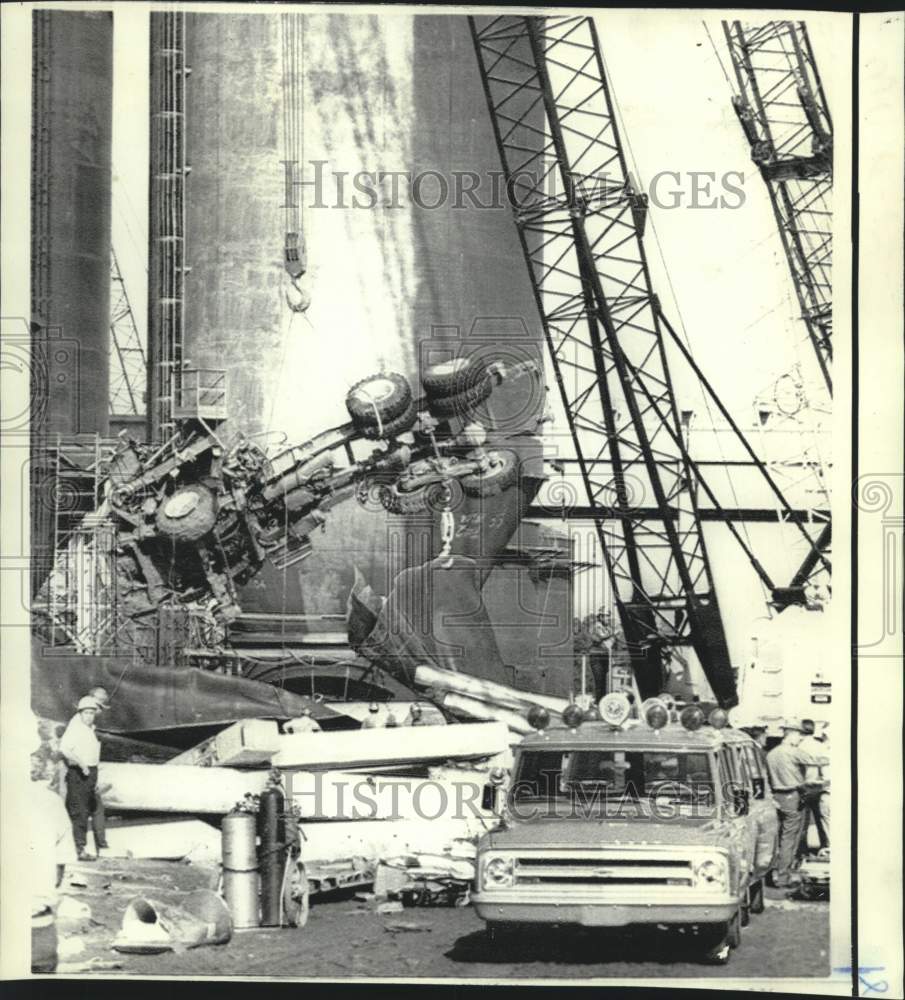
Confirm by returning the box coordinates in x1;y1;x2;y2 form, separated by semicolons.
284;231;307;280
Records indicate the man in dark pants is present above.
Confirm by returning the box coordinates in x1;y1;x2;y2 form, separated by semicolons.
765;719;818;887
59;694;108;861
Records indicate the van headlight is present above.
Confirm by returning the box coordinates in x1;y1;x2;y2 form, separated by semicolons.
694;855;729;890
481;855;515;889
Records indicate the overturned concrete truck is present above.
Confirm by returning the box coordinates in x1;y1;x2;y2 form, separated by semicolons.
32;355;572;746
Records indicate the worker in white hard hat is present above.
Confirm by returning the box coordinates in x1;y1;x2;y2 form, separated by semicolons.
405;702;426;727
30;714;76;972
284;707;322;734
88;686;111;713
360;702;382;729
59;695;108;861
765;719;819;887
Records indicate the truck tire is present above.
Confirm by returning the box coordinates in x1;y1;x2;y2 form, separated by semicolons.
155;485;218;542
346;373;412;428
379;480;431;516
422;356;487;397
427;376;493;419
461;448;519;498
359;399;418;440
281;859;310;928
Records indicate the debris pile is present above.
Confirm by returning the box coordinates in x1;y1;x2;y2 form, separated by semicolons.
88;701;526;934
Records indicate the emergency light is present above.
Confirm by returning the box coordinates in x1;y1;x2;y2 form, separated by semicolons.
680;705;705;731
561;703;584;730
708;708;729;729
641;697;670;730
526;705;551;731
598;692;632;727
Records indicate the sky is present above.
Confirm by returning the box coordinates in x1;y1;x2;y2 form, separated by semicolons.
108;8;850;669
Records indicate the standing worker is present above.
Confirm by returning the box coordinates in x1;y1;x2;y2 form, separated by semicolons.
360;703;383;729
29;714;76;973
765;719;818;887
59;694;108;861
284;708;322;734
798;719;830;849
405;702;426;726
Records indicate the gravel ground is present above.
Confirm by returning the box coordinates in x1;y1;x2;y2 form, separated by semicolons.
53;859;831;981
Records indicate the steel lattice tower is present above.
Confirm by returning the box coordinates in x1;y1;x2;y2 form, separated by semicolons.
470;14;738;706
109;247;147;416
725;20;832;605
723;20;833;395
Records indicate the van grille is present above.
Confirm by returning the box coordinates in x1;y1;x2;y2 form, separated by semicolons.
513;853;694;887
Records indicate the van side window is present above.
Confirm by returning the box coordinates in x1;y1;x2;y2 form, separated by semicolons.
717;749;735;802
744;744;767;800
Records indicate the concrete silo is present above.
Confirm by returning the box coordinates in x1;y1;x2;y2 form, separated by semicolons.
30;10;113;596
148;12;575;692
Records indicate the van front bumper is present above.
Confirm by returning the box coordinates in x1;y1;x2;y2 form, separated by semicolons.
472;892;738;928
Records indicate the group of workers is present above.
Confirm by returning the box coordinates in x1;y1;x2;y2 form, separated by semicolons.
761;717;831;888
284;701;428;732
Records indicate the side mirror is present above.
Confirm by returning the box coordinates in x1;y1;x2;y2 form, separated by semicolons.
751;777;766;800
482;783;499;813
732;787;750;816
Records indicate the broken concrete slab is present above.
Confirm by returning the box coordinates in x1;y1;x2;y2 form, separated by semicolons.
271;721;508;770
166;719;281;768
103;818;222;862
97;762;269;813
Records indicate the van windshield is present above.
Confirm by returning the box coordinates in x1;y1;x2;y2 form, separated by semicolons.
509;748;716;812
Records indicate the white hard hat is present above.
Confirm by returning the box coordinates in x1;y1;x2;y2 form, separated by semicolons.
78;695;102;712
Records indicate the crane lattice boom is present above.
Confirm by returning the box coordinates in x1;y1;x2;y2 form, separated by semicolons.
470;14;737;706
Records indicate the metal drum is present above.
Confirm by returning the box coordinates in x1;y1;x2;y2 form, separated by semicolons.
221;812;259;929
222;869;260;931
222;812;257;871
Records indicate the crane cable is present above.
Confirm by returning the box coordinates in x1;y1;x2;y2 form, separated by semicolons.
281;13;309;312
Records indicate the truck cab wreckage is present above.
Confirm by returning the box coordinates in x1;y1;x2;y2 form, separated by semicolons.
35;355;552;742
